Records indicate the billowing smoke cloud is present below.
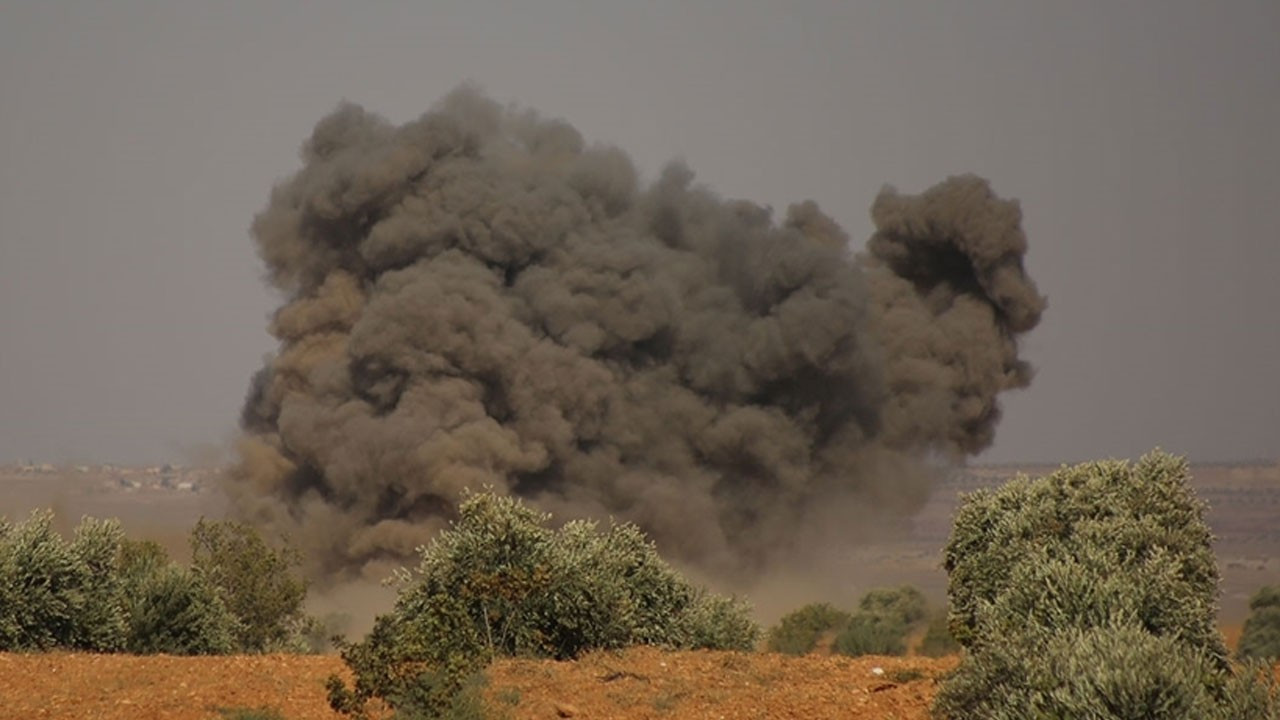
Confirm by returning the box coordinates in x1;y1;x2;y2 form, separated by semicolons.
229;87;1045;582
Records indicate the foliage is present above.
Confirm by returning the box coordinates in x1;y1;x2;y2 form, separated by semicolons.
67;515;130;650
832;610;909;657
768;586;931;658
1251;586;1280;611
765;602;850;655
1238;585;1280;661
120;559;238;655
328;490;758;718
979;541;1223;654
117;538;170;579
0;510;127;651
857;585;927;626
0;511;311;656
832;585;928;658
942;451;1220;653
917;610;960;658
191;518;309;652
932;451;1277;719
934;622;1278;720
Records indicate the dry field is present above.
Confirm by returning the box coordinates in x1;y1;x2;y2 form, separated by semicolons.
0;649;957;720
3;641;1276;720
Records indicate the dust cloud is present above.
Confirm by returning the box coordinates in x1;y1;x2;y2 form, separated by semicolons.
227;87;1045;589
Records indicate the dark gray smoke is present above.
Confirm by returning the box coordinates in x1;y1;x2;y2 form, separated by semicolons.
229;87;1045;582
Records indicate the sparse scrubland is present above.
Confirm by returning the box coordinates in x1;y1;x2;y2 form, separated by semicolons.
2;450;1279;719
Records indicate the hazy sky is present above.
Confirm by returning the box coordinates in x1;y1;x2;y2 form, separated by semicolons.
1;1;1276;466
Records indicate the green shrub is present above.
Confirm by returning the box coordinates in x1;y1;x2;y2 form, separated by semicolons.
932;451;1276;719
917;610;960;657
1250;586;1280;611
832;610;909;657
121;560;238;655
66;516;130;650
1218;662;1280;720
934;622;1277;720
0;511;127;651
117;538;170;577
827;586;928;658
116;535;239;653
327;490;757;718
191;518;308;652
857;585;927;626
942;451;1220;653
765;603;850;655
0;512;310;656
674;589;760;651
1239;585;1280;661
980;541;1224;655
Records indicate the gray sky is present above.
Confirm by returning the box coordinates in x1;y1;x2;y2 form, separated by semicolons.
1;1;1276;466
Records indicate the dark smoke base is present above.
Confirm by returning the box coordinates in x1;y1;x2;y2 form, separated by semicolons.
229;87;1045;586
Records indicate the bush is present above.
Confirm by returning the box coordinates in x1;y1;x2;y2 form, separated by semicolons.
831;586;928;658
191;518;309;652
0;511;127;651
765;603;850;655
1251;586;1280;611
858;585;927;626
769;587;931;658
327;490;758;718
934;622;1277;720
942;451;1221;655
917;610;960;657
117;539;238;655
0;512;310;656
832;610;909;657
932;451;1276;719
117;537;170;577
1238;585;1280;661
980;541;1224;655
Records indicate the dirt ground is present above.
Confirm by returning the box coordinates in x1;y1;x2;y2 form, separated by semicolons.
2;632;1275;720
0;649;953;720
486;647;956;720
0;652;352;720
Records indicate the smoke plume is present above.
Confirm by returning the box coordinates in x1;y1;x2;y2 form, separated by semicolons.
229;87;1045;582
